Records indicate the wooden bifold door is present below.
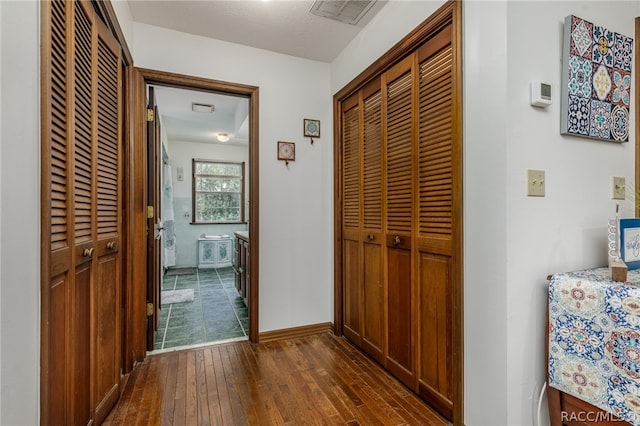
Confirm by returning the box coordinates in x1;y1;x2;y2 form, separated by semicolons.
41;0;123;424
337;2;461;422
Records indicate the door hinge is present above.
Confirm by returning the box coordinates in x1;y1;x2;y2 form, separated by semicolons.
147;206;154;219
147;108;154;122
146;302;154;316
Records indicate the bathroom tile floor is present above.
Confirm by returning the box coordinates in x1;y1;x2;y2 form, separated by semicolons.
153;267;248;351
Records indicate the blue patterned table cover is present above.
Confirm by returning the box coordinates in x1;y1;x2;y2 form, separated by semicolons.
549;268;640;424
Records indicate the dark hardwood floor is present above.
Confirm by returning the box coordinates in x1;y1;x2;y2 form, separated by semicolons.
103;332;448;425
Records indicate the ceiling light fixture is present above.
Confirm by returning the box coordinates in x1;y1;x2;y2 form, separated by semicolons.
192;102;214;113
217;133;230;142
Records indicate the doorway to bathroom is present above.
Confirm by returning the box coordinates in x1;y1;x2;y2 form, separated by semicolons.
136;69;259;352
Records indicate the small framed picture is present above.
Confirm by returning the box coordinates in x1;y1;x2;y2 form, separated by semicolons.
303;118;320;138
277;141;295;163
620;218;640;269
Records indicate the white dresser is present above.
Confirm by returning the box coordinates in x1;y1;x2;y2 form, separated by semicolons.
198;236;233;269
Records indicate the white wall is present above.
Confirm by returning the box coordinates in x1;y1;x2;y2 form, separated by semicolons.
167;139;249;267
464;2;510;424
110;0;135;59
0;0;3;421
132;23;334;332
0;1;40;424
505;2;638;425
331;0;448;93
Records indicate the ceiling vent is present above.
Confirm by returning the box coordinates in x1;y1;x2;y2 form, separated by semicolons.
192;103;214;113
309;0;376;25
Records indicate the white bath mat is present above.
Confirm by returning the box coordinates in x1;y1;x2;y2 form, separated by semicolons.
161;289;194;305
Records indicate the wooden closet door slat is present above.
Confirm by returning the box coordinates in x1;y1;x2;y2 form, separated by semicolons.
419;47;453;241
386;71;413;235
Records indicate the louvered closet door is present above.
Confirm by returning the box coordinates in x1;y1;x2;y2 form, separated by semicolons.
337;6;459;422
43;0;72;422
341;93;362;346
383;55;415;387
93;16;122;424
42;1;122;424
71;3;95;423
416;25;454;419
360;78;385;363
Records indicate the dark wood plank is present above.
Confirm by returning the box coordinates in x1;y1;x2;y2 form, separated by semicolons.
194;349;211;426
173;351;188;426
103;333;448;426
185;351;199;424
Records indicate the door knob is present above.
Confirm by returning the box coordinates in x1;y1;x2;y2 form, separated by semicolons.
83;247;94;257
107;241;116;250
392;236;401;246
367;234;374;241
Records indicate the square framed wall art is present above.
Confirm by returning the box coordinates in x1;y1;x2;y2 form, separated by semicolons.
560;15;633;142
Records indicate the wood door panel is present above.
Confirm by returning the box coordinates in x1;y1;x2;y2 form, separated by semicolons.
387;247;412;382
362;241;384;362
48;274;68;425
343;239;361;345
72;263;92;426
94;254;121;423
418;253;452;417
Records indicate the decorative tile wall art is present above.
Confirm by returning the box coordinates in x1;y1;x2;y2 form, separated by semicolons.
561;15;633;142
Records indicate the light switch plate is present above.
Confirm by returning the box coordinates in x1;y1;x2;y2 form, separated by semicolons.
527;169;545;197
613;176;626;200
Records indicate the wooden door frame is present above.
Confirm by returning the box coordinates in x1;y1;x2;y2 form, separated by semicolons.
123;68;260;365
332;1;463;424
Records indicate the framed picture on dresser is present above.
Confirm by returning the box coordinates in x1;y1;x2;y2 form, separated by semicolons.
620;218;640;269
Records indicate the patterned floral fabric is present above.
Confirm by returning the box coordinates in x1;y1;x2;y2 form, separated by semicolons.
549;268;640;424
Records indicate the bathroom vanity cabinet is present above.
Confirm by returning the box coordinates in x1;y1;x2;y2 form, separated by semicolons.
198;237;232;269
234;231;249;306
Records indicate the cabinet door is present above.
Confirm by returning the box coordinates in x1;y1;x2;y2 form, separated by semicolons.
216;239;232;265
200;241;215;264
234;237;242;291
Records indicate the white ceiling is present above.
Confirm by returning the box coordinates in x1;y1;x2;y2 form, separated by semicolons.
153;85;250;146
127;0;387;63
133;1;386;146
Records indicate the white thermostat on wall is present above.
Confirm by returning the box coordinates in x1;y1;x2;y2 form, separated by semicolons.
530;81;552;108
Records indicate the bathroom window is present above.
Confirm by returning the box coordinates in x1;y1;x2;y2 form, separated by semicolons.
192;159;245;224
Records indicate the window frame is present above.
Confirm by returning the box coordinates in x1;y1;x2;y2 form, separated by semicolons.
191;159;246;224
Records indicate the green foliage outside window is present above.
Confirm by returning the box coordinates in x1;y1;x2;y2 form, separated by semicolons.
193;160;244;223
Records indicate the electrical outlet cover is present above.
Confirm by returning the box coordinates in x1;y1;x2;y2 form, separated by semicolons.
613;176;626;200
527;169;545;197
